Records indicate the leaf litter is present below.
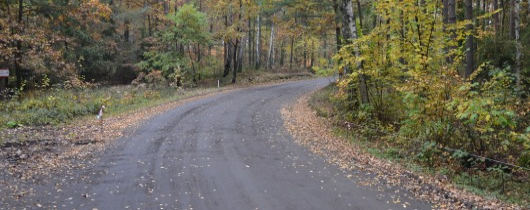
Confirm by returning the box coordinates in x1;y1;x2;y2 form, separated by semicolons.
281;92;524;210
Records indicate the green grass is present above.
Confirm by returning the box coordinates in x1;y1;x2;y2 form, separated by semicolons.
308;83;530;207
0;85;223;130
0;70;314;131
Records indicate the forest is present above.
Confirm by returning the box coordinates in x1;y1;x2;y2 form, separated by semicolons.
0;0;336;88
1;0;530;205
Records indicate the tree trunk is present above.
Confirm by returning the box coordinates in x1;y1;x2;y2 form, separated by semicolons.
476;0;481;28
232;39;238;83
248;18;253;66
448;0;456;24
255;11;261;69
356;0;363;33
483;0;487;31
444;0;457;64
272;39;276;67
147;15;152;36
510;0;516;39
238;38;244;73
290;37;294;69
493;0;500;35
502;0;506;36
237;0;243;74
515;0;521;87
465;0;474;79
341;0;369;104
280;41;285;67
124;19;130;42
443;0;448;24
303;42;307;69
267;22;274;70
233;0;243;82
310;41;314;69
15;0;23;89
208;23;213;56
333;0;342;52
223;16;231;77
197;43;201;76
188;46;196;83
232;40;238;83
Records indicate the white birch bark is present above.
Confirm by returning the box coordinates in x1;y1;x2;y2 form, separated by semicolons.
341;0;369;104
267;23;275;69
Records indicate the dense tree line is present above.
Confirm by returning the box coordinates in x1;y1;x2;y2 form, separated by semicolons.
0;0;338;88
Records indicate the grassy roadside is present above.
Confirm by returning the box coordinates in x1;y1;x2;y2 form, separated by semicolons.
0;70;314;145
308;84;530;208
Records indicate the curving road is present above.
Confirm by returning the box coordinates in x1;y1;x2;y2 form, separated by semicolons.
8;78;432;209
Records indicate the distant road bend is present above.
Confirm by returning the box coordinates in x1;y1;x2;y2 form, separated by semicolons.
12;78;432;209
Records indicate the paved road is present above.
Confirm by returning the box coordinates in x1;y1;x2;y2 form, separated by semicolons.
8;78;432;209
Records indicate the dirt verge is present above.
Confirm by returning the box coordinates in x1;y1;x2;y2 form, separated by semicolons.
281;92;522;210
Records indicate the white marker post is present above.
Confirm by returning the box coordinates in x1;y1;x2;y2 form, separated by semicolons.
97;105;105;132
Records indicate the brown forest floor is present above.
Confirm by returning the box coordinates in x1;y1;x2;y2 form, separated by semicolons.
281;91;523;210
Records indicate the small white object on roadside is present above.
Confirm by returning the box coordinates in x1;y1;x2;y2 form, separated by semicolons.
97;105;105;119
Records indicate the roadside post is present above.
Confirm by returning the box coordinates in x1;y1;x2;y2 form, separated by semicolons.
97;105;105;133
0;69;8;91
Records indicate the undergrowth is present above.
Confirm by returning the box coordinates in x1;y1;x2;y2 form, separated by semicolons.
309;83;530;207
0;70;313;132
0;86;221;130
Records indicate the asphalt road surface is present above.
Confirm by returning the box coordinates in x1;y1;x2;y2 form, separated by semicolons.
6;78;432;209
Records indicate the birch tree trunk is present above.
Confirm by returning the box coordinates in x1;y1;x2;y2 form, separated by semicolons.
341;0;369;104
267;22;274;70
